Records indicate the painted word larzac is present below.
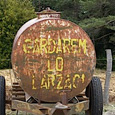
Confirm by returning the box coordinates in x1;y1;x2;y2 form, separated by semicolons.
32;73;85;90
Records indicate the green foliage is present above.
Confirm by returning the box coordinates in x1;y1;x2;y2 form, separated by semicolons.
0;0;36;69
32;0;80;23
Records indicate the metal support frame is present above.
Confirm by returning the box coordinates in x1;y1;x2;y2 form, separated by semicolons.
11;100;89;115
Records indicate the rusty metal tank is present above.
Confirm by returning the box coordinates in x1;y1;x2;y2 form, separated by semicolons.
11;8;96;102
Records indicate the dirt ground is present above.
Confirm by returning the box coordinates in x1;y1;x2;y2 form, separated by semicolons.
0;69;115;114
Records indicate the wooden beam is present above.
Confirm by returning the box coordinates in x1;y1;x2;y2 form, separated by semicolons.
104;49;112;104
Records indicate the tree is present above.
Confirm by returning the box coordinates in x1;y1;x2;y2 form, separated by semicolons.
0;0;115;70
0;0;36;68
78;0;115;69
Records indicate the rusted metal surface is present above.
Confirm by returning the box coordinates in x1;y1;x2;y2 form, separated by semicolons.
37;7;61;19
11;9;96;102
12;83;25;101
68;100;89;114
12;100;46;115
61;91;68;104
12;100;89;115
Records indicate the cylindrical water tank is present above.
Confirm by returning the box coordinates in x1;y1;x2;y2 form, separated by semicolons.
11;8;96;102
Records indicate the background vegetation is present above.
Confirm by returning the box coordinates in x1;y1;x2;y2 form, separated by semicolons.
0;0;115;70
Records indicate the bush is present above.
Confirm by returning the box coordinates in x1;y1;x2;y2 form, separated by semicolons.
0;0;36;69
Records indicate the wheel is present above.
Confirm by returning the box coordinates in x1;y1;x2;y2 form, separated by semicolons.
0;76;6;115
85;77;103;115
